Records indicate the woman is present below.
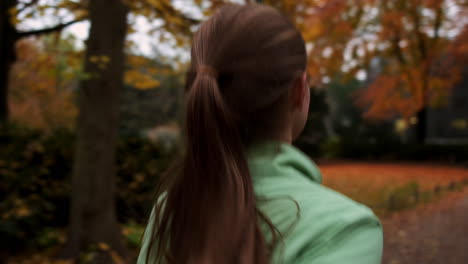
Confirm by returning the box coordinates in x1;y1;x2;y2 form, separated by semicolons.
138;3;383;264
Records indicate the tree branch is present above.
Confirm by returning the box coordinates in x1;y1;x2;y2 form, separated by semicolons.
16;18;86;38
17;0;39;14
159;0;200;25
432;7;443;45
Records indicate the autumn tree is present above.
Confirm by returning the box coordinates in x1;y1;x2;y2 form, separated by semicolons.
355;0;467;143
0;0;85;123
1;0;204;124
262;0;467;143
5;0;200;258
9;35;82;131
61;0;201;261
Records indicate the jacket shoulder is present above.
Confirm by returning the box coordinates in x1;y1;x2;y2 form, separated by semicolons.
259;181;382;263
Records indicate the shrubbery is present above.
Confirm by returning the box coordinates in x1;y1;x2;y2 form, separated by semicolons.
313;132;468;163
2;122;466;254
0;124;174;254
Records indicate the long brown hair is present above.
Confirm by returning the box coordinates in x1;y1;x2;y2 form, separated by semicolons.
146;3;307;263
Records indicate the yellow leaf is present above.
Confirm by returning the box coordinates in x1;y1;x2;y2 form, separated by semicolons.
125;70;161;90
100;56;110;63
97;242;110;251
89;56;99;63
110;251;125;264
16;207;31;217
8;7;18;16
52;260;73;264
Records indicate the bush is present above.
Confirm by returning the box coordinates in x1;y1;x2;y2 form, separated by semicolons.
0;124;174;254
386;181;420;211
319;134;468;163
319;136;342;159
115;135;175;224
0;124;73;252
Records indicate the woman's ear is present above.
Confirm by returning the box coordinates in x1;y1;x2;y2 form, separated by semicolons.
291;72;309;110
290;71;310;141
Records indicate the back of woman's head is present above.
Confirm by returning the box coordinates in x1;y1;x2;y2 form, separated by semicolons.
147;4;307;264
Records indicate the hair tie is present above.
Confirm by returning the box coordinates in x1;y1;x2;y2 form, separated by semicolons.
197;64;218;79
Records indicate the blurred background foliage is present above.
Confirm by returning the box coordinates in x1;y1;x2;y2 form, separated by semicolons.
1;0;467;263
0;123;175;254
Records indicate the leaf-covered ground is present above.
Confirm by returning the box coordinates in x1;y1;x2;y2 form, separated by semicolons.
319;162;468;264
381;187;468;264
320;162;468;191
319;162;468;216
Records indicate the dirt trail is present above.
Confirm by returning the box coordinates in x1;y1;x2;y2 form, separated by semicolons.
382;188;468;264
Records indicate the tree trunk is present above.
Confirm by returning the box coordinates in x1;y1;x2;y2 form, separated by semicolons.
0;0;18;123
416;107;427;144
61;0;128;260
416;61;430;145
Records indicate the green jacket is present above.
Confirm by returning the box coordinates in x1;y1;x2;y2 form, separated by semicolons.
138;142;383;263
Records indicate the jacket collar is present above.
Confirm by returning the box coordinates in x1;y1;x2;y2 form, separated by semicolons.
247;141;322;184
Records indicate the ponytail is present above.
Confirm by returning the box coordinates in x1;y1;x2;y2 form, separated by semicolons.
147;64;270;263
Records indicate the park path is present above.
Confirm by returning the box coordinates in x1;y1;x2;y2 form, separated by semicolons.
382;187;468;264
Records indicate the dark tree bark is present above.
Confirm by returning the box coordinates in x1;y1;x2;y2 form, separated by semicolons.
416;107;427;144
0;0;18;123
61;0;128;260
